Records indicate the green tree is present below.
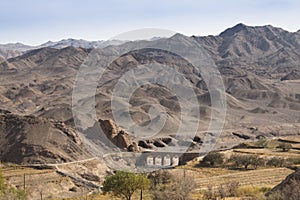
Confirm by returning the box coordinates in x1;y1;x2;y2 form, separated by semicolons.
102;171;150;200
201;152;224;167
229;154;264;169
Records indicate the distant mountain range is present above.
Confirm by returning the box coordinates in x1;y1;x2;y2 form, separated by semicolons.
0;36;168;59
1;23;300;164
0;39;126;58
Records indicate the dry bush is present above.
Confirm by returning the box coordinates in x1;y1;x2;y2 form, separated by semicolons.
152;171;196;200
235;186;267;200
201;182;240;200
148;170;172;189
202;184;216;200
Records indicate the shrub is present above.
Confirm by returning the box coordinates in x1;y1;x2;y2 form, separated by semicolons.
69;186;78;192
255;138;268;148
267;157;285;167
218;181;240;198
278;143;292;152
202;185;216;200
235;186;266;199
287;157;300;165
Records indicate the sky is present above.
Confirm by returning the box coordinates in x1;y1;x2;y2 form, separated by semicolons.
1;0;300;45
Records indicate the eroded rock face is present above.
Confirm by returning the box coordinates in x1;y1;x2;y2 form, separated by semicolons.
127;142;140;152
99;119;120;139
232;132;252;140
112;130;132;149
98;119;135;150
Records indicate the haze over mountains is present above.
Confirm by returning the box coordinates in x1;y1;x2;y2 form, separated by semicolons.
0;39;126;59
1;23;300;164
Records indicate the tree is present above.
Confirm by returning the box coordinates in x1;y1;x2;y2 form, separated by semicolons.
267;157;285;167
252;156;265;169
229;154;264;169
229;154;251;169
200;152;224;167
278;143;292;152
148;170;172;189
102;171;150;200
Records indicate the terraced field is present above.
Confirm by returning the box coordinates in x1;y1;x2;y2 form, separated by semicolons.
233;148;300;157
1;160;107;199
194;168;293;190
2;166;54;178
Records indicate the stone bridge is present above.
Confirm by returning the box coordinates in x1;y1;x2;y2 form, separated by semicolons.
102;151;201;169
136;152;201;167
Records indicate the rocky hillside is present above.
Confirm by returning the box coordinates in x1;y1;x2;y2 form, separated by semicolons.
268;169;300;199
0;113;90;164
195;23;300;78
0;24;300;164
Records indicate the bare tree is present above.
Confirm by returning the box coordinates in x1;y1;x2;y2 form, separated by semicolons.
218;181;240;198
152;171;197;200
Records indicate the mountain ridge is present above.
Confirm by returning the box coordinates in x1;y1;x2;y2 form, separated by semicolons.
1;23;300;165
1;23;299;59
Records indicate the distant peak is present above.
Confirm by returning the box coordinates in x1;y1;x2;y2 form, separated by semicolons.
44;40;53;44
220;23;249;37
170;33;187;39
235;23;248;28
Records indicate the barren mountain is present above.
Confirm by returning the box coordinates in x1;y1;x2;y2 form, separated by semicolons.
195;23;300;77
0;113;90;164
0;24;300;164
38;38;125;49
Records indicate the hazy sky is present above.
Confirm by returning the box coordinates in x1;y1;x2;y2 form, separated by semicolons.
1;0;299;45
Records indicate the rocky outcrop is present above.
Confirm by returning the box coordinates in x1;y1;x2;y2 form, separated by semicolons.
267;169;300;199
99;119;120;139
112;130;132;149
232;132;252;140
99;119;136;150
281;69;300;81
